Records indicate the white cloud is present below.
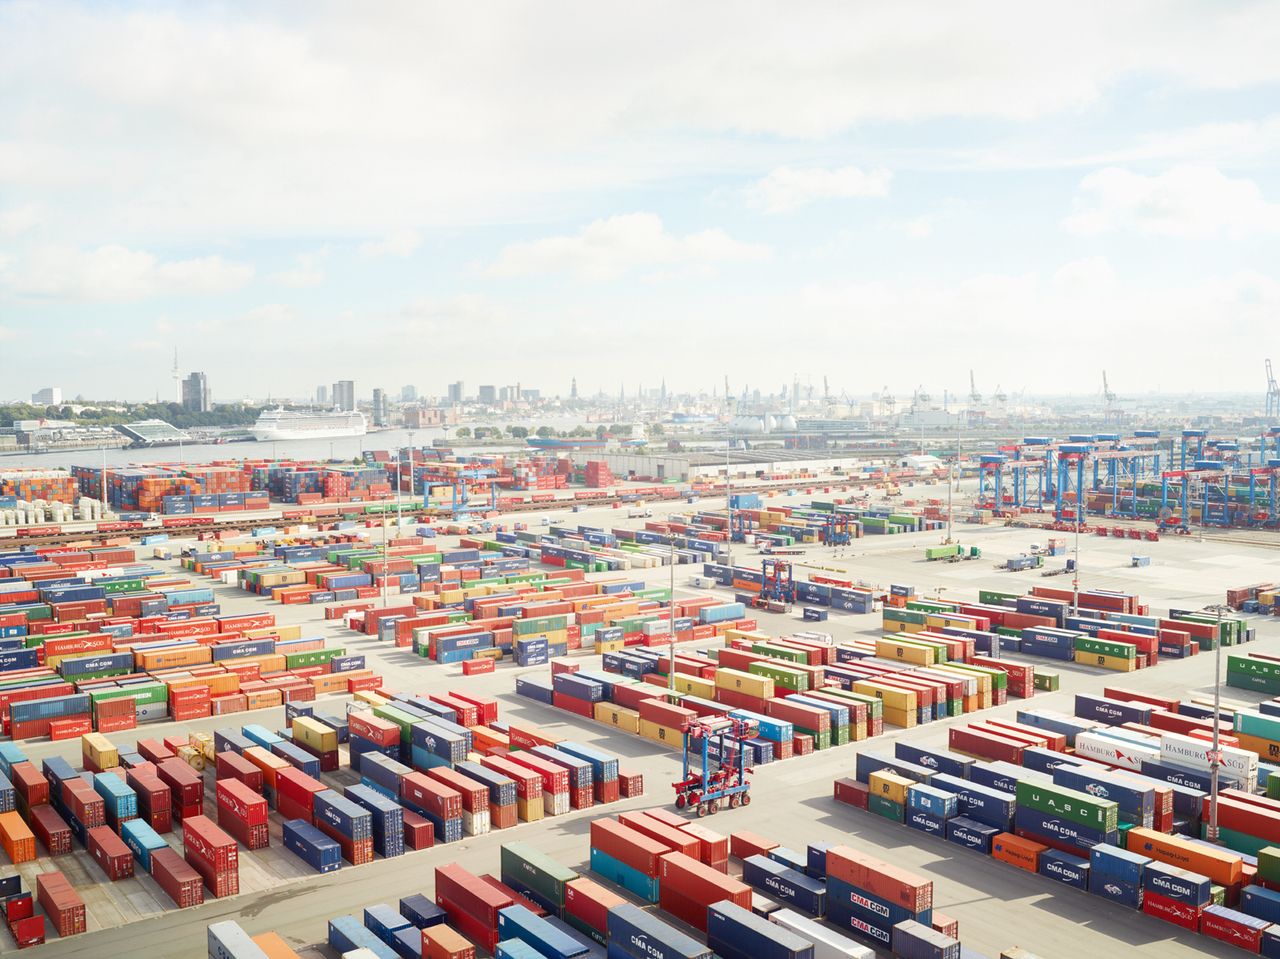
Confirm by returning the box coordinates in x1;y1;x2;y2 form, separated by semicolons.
746;165;890;213
273;251;326;287
1064;166;1280;237
487;213;769;280
0;205;39;238
2;244;253;301
1053;256;1116;290
359;230;421;259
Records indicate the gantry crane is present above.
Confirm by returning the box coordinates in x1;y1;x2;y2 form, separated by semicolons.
879;387;895;416
969;370;982;405
1267;359;1280;419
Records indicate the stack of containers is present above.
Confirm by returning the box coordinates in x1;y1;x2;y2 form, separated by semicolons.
556;742;620;805
120;819;168;873
426;768;491;836
125;765;172;833
562;877;625;947
825;845;936;952
182;815;239;898
607;904;712;959
457;761;519;830
215;778;270;850
499;841;577;917
658;852;752;931
312;789;374;865
590;818;666;901
344;784;405;858
436;863;513;955
401;772;463;844
157;758;204;823
707;901;815;959
93;772;138;832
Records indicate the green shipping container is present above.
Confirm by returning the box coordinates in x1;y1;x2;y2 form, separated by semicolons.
500;841;576;912
1034;670;1061;692
1073;636;1137;660
867;794;904;822
748;661;809;693
1015;781;1118;832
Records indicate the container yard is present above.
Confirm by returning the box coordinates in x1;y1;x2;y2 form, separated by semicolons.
8;5;1280;956
0;466;1273;959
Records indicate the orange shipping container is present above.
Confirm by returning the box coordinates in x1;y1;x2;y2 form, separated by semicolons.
991;832;1044;872
0;810;37;863
242;746;290;790
1126;827;1242;886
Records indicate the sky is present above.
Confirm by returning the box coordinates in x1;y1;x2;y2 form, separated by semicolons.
3;1;1280;405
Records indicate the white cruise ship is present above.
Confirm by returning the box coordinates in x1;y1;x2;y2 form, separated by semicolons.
251;407;367;442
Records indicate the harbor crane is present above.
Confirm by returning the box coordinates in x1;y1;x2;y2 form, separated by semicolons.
1267;359;1280;419
1102;370;1121;423
969;370;982;405
879;387;895;416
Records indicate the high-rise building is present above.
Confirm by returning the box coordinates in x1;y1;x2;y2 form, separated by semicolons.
477;385;497;404
31;387;62;406
332;380;355;411
372;388;389;427
316;384;329;406
181;372;209;412
447;381;465;404
401;385;417;402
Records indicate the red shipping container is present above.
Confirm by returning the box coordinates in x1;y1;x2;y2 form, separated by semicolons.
564;876;625;936
216;777;269;827
610;683;665;712
401;773;463;821
491;803;518;830
569;784;594;810
156;758;203;806
825;845;933;914
637;699;696;730
214;751;264;792
764;698;830;732
618;770;643;798
403;810;434;849
313;819;374;865
462;657;496;676
1141;890;1201;930
125;769;172;833
595;778;620;805
501;753;569;795
11;761;49;807
423;925;476;959
949;725;1023;764
479;756;543;800
448;690;499;725
426;768;488;814
479;874;546;917
348;712;400;748
591;819;669;877
730;831;778;860
87;825;134;881
657;853;751;931
36;871;85;938
1200;907;1265;951
30;805;72;855
182;815;238;872
135;738;175;764
151;847;205;908
435;863;509;954
617;810;700;858
275;767;325;821
834;777;870;809
64;780;105;828
553;691;596;719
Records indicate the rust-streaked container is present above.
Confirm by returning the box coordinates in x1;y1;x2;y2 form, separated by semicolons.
151;847;204;908
30;805;72;856
36;871;85;937
87;825;134;880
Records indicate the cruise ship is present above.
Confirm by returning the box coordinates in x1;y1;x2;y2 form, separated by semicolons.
251;407;367;442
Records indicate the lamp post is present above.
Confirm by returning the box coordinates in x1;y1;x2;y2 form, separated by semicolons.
1201;602;1232;843
667;537;677;693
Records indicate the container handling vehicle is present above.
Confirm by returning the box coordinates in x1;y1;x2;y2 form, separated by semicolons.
672;717;756;816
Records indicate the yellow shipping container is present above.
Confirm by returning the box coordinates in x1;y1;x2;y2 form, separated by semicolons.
852;680;916;713
724;629;771;645
926;614;972;631
596;639;624;654
517;796;544;823
875;639;934;666
354;690;390;708
82;732;119;769
638;719;682;749
292;716;338;754
869;770;912;805
882;706;917;729
593;703;641;734
1073;650;1136;672
245;624;302;642
715;667;774;699
673;674;716;699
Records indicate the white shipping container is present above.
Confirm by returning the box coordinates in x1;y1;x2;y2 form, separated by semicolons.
770;908;875;959
1073;731;1160;771
1158;732;1258;782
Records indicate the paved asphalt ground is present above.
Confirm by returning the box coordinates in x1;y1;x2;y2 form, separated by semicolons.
12;481;1280;959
